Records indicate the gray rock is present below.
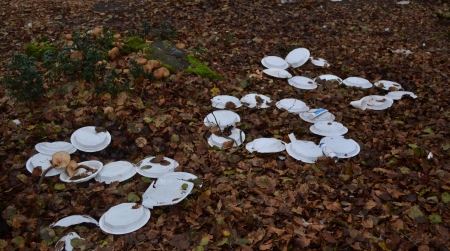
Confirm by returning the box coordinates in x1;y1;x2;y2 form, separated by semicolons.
149;40;189;71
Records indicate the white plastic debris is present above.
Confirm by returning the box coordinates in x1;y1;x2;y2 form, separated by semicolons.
385;91;417;100
204;110;241;129
319;136;360;158
310;57;330;67
374;80;402;91
136;157;179;178
319;143;339;162
276;98;309;113
261;56;289;69
70;126;111;152
99;203;151;235
211;95;242;109
95;161;136;184
245;138;286;153
35;142;77;155
262;68;292;78
50;215;99;228
314;74;343;84
26;153;64;176
208;128;245;149
362;95;394;110
142;179;194;209
13;119;21;125
427;152;433;159
240;94;272;108
300;109;335;123
59;160;104;183
285;48;310;68
389;48;413;55
288;76;318;90
396;1;409;4
342;77;373;89
55;232;83;251
310;121;348;136
286;134;324;163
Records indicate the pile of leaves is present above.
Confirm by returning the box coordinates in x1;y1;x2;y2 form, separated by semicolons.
0;0;449;250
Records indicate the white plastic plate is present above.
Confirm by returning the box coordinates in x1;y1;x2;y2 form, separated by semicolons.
385;91;417;100
310;57;330;67
70;126;111;152
314;74;343;84
136;157;179;178
285;48;310;68
362;95;394;110
245;138;286;153
204;110;240;129
263;68;292;78
99;203;150;235
374;80;402;91
240;94;272;108
288;76;318;90
276;98;309;113
208;128;245;149
342;77;373;89
55;232;83;251
299;109;336;123
59;160;103;183
310;121;348;136
95;161;136;184
211;95;242;109
26;153;64;176
320;136;360;158
142;179;194;209
261;56;289;69
286;141;324;163
50;215;99;228
35;142;77;155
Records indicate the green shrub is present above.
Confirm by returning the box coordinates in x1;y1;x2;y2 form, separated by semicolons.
186;55;223;79
1;53;45;102
129;59;154;80
94;69;131;96
120;37;146;55
25;44;58;60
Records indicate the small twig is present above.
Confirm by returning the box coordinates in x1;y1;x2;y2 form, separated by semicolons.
390;227;418;247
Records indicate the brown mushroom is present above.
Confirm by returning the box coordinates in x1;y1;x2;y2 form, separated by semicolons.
135;58;147;65
38;151;71;185
66;160;79;177
108;47;120;61
144;60;161;73
153;67;170;80
64;34;72;41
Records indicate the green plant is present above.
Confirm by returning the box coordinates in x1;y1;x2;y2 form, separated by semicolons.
129;59;153;80
186;55;223;79
25;43;58;60
1;53;45;102
120;36;146;55
94;69;130;96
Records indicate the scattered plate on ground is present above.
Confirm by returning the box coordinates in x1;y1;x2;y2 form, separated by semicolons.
70;126;111;152
35;142;77;155
362;95;394;110
245;138;286;153
55;232;83;251
310;121;348;136
310;57;330;67
204;110;240;129
99;203;150;235
211;95;242;109
320;136;360;158
208;128;245;149
59;160;104;183
263;68;292;78
95;161;136;184
374;80;403;91
286;141;324;163
288;76;318;90
159;172;198;182
50;215;99;228
285;48;310;68
261;56;289;69
142;179;194;209
136;157;179;178
314;74;343;84
240;94;272;108
300;109;336;123
276;98;309;113
385;91;417;100
26;153;64;176
342;77;373;88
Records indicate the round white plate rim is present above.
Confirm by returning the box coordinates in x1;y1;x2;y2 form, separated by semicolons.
26;153;64;176
99;203;150;235
95;161;136;184
320;137;360;158
261;56;289;69
70;126;111;152
35;141;77;155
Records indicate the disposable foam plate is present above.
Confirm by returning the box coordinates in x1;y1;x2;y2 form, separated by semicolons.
263;68;292;78
314;74;343;84
288;76;318;90
136;157;179;178
310;57;330;67
240;94;272;108
208;128;245;149
285;48;310;68
310;121;348;136
299;109;336;123
385;91;417;100
276;98;309;113
204;110;240;129
159;172;198;182
95;161;136;184
286;141;324;163
245;138;286;153
320;136;360;158
342;77;373;89
99;203;150;235
142;179;194;209
55;232;83;251
362;95;394;110
374;80;403;91
211;95;242;109
261;56;289;69
35;142;77;155
26;153;64;176
59;160;104;183
50;215;99;228
70;126;111;152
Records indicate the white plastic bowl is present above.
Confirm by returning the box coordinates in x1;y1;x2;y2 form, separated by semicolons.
99;203;150;235
70;126;111;152
95;161;136;184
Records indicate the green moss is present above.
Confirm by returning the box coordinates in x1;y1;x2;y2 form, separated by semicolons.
120;36;146;55
437;10;450;20
143;43;154;59
25;44;58;60
160;62;176;73
186;55;223;79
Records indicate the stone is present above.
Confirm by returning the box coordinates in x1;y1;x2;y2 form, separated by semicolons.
149;40;189;71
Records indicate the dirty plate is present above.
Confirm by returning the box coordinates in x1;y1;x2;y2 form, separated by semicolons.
319;136;360;158
362;95;394;110
263;68;292;78
288;76;318;90
240;94;272;108
136;157;179;178
208;128;245;149
314;74;343;84
310;121;348;136
99;203;150;235
300;109;336;123
374;80;403;91
211;95;242;109
55;232;83;251
310;57;330;67
261;56;289;69
59;160;103;183
276;98;309;113
385;91;417;100
35;142;77;155
26;153;64;176
245;138;286;153
285;48;310;68
142;179;194;209
342;77;372;88
286;141;324;163
51;215;99;228
95;161;136;184
71;126;111;152
204;110;240;129
159;172;198;182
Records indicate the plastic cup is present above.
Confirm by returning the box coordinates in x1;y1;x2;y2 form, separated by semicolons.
350;99;368;110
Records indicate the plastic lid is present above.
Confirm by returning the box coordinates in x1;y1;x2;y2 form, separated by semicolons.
70;126;111;152
211;95;242;109
285;48;310;68
136;157;179;178
374;80;403;91
142;179;194;209
99;203;150;234
276;98;309;113
204;110;240;129
208;128;245;149
299;109;336;123
342;77;373;89
286;141;324;163
59;160;103;183
35;142;77;155
95;161;136;184
261;56;289;69
240;94;272;108
310;121;348;136
262;68;292;78
288;76;317;90
245;138;286;153
26;153;64;176
320;136;360;158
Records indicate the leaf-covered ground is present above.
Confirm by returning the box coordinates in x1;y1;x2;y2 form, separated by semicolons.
1;0;450;250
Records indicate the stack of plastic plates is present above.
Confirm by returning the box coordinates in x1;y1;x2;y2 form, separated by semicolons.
285;48;310;68
276;98;309;113
59;160;104;183
374;80;402;91
136;157;179;178
288;76;318;90
300;109;336;123
261;56;289;69
70;126;111;152
99;203;151;235
204;110;240;129
319;136;360;158
208;128;245;149
245;138;286;153
240;94;272;108
211;95;242;109
286;140;324;163
385;91;417;100
342;77;373;88
95;161;136;184
310;121;348;136
362;95;394;110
